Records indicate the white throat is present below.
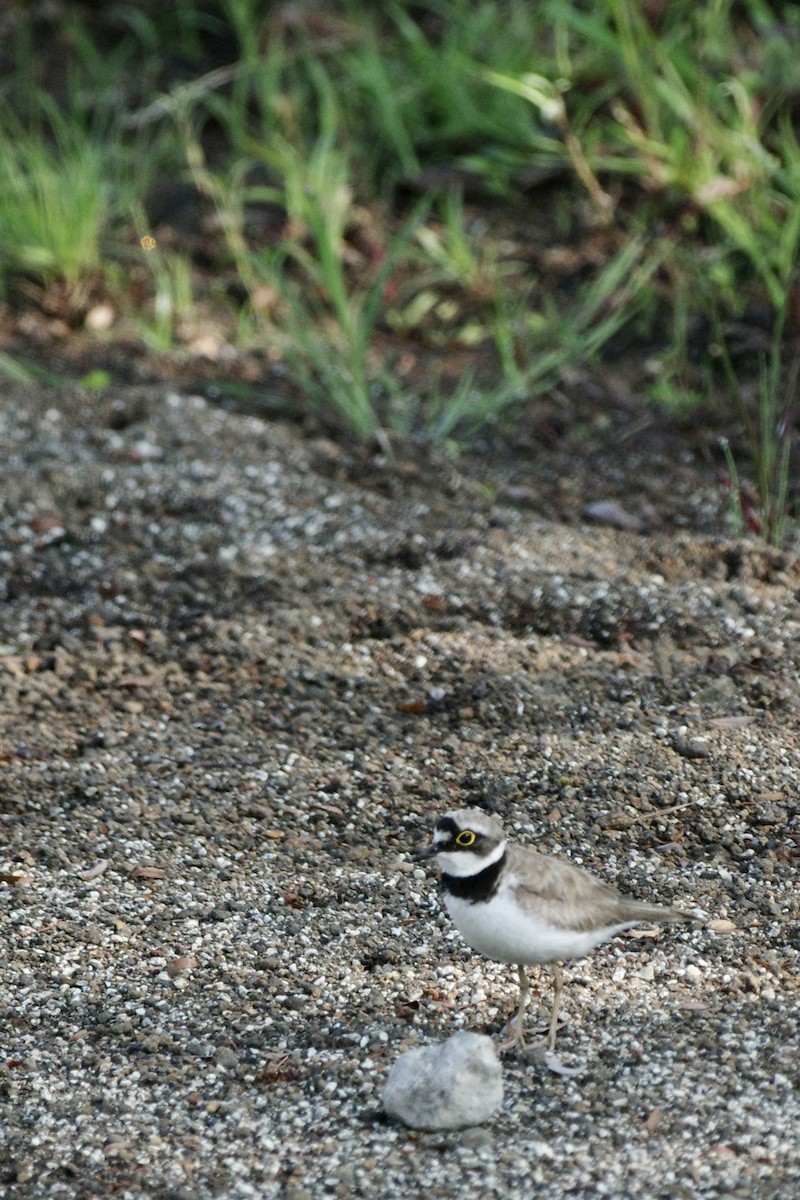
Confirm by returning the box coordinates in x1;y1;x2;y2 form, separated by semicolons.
436;839;506;878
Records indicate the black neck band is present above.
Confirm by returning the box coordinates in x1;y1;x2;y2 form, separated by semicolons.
442;851;506;904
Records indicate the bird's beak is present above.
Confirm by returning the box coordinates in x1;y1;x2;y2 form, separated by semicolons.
412;843;438;862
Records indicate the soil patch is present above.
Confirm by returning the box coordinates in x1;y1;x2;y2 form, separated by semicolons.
1;383;798;1198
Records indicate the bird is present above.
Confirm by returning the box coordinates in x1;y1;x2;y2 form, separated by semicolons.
414;807;694;1052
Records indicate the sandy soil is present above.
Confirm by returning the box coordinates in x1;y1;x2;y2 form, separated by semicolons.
1;382;798;1199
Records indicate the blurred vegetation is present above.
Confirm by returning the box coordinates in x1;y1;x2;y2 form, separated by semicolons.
0;0;798;538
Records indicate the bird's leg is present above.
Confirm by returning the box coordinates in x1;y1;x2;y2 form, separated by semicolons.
499;964;529;1051
514;963;529;1045
546;962;564;1052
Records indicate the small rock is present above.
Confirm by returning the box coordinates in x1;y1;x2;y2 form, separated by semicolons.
583;500;645;532
694;676;737;707
458;1127;494;1149
382;1032;503;1131
670;731;711;759
708;919;736;934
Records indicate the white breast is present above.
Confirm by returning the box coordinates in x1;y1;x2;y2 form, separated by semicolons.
444;887;636;965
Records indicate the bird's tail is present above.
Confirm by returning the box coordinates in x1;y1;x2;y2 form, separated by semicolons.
625;899;697;924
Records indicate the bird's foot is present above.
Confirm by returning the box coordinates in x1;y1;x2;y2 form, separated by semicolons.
497;1018;527;1055
497;1016;567;1057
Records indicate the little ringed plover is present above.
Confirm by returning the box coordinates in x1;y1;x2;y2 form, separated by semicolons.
415;808;694;1050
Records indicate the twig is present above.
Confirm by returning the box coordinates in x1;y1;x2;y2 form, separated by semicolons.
636;799;699;822
123;64;242;129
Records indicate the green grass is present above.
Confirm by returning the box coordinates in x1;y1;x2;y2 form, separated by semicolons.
0;99;116;288
0;0;797;538
717;304;798;546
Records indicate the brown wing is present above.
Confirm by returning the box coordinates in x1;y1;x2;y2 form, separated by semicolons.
508;844;687;933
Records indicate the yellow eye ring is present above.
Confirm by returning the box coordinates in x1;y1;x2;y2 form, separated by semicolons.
455;830;476;847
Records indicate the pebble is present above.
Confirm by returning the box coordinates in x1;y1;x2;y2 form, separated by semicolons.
383;1033;503;1130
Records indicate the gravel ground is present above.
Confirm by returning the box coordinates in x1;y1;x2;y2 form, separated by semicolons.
1;383;798;1199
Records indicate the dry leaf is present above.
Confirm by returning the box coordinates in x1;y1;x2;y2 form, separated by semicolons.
129;865;166;880
644;1107;664;1132
564;633;599;649
262;830;285;840
0;871;30;886
583;499;645;531
422;594;447;613
29;512;63;534
81;860;109;881
540;1050;586;1076
168;957;197;976
707;715;757;729
708;918;736;934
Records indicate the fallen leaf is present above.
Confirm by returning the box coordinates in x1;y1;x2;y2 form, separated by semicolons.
168;957;197;976
644;1107;664;1132
707;715;757;729
29;512;63;535
262;830;285;840
564;633;599;649
422;595;447;613
708;918;736;934
129;865;166;880
540;1050;586;1076
0;871;30;886
255;1056;300;1085
583;500;645;531
81;860;109;881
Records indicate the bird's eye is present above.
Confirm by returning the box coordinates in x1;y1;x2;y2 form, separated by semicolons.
455;830;476;847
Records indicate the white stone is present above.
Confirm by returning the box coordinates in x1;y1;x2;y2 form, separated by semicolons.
382;1032;503;1130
